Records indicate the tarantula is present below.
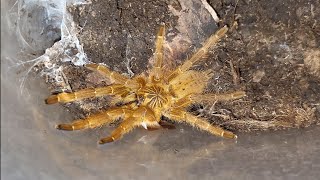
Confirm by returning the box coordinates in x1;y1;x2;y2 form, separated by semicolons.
45;24;245;144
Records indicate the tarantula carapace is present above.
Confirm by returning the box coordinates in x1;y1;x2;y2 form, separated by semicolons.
45;24;245;144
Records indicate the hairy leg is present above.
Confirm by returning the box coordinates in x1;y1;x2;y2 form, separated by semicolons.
169;90;245;110
56;107;132;131
169;70;213;99
164;108;237;139
98;117;139;144
45;85;129;104
85;64;129;84
168;26;228;82
99;106;162;143
191;90;246;103
145;120;176;131
151;23;166;81
86;63;147;91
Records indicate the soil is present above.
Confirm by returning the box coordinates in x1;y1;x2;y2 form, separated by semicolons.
47;0;320;132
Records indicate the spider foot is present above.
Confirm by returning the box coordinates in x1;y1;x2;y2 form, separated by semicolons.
98;136;116;144
145;121;176;131
45;95;59;104
55;124;74;131
221;130;238;139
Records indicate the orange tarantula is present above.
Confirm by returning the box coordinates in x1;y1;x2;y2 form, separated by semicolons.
45;24;245;144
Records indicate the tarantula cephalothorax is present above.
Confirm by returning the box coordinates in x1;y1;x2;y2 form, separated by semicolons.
45;24;246;144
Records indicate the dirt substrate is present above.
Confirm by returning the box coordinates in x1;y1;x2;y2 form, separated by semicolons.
48;0;320;133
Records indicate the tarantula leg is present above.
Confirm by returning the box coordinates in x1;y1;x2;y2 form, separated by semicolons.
165;108;237;139
191;90;246;103
168;26;228;82
56;107;132;131
86;63;143;90
172;95;193;108
145;120;176;131
45;85;129;104
145;124;161;131
98;117;138;144
151;23;165;81
85;63;129;84
99;106;160;143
